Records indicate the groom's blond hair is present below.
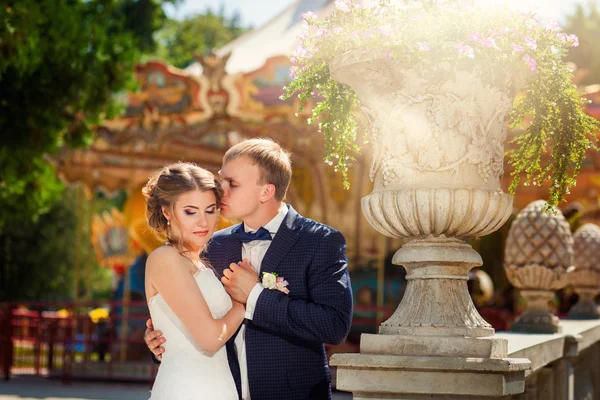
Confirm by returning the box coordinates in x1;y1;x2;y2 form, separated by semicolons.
223;138;292;201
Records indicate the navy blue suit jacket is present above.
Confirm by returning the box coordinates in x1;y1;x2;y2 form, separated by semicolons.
205;205;353;400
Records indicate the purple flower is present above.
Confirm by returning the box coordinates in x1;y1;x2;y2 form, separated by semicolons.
456;43;475;59
315;29;325;39
511;43;524;52
523;36;537;50
567;34;579;47
523;54;537;72
293;46;307;58
297;30;308;40
290;57;297;64
300;11;317;21
417;42;430;51
546;20;561;32
480;37;499;49
289;66;298;78
385;49;393;60
555;33;579;47
292;45;312;60
468;32;482;42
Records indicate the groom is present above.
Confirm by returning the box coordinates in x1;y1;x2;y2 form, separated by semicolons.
144;138;353;400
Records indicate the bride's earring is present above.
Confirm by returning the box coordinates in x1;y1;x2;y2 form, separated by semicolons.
167;220;170;226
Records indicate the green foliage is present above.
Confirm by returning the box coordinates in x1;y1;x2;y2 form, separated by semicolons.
508;55;598;208
121;0;179;53
150;7;250;68
0;0;174;232
283;0;600;206
0;186;125;302
564;3;600;85
0;187;77;302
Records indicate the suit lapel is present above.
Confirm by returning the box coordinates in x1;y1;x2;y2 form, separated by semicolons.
260;206;300;276
214;224;243;274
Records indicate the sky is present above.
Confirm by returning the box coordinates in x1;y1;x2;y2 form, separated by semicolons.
164;0;297;28
164;0;592;28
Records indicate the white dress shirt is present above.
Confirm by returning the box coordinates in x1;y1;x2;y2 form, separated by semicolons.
235;202;288;400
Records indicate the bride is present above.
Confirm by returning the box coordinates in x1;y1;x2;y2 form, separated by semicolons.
143;162;244;399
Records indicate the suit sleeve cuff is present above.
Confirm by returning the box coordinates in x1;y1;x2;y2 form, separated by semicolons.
245;283;264;320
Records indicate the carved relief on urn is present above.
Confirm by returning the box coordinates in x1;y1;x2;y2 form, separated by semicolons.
568;223;600;319
504;200;574;333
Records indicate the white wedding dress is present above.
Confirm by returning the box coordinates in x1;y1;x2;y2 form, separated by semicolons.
148;267;238;399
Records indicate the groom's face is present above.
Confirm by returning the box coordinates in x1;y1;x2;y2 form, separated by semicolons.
219;156;264;221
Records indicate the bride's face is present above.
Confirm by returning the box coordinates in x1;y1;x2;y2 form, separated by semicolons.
164;189;218;253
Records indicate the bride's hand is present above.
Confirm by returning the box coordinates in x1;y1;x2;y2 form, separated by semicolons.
237;259;253;270
232;299;246;310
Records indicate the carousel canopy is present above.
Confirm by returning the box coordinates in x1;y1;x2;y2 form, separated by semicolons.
184;0;334;76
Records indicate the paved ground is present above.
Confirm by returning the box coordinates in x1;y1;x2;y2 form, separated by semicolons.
0;376;353;399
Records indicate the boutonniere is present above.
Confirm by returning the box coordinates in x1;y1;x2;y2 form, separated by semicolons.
261;272;290;294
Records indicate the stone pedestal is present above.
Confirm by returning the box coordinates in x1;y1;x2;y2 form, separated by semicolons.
511;290;562;333
568;288;600;320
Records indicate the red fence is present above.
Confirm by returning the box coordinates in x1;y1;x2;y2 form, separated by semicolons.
0;301;157;383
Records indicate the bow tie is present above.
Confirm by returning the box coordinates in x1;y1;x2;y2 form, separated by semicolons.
232;226;272;243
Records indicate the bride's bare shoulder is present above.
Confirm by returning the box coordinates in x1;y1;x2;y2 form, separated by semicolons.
146;246;184;272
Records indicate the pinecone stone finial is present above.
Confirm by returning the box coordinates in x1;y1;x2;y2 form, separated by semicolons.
504;200;574;333
568;223;600;319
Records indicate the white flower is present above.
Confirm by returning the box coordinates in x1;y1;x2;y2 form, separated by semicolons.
261;273;290;294
261;273;277;290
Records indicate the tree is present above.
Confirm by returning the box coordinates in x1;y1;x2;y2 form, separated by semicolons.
0;186;128;302
0;0;176;232
151;7;250;68
565;2;600;85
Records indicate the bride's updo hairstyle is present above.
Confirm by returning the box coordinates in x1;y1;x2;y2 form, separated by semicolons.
142;162;223;242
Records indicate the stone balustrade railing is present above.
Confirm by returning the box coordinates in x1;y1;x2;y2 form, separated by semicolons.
500;319;600;400
332;318;600;399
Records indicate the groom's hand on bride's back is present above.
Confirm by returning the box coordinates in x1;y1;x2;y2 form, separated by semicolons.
144;318;165;360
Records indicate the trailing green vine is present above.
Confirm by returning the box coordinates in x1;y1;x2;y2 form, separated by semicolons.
282;0;599;205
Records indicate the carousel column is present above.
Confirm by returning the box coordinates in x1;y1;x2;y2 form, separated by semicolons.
328;49;530;399
567;224;600;319
503;200;574;333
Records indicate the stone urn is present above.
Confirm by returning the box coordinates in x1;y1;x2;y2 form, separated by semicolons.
328;49;530;399
568;223;600;319
330;49;514;343
504;200;574;333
